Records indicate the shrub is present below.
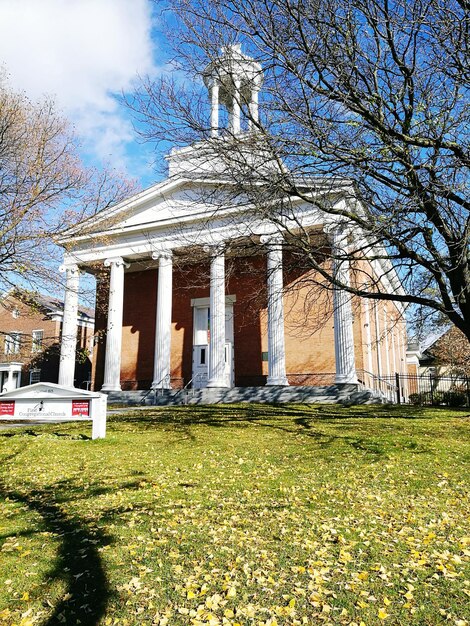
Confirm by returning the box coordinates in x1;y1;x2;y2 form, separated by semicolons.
442;391;467;407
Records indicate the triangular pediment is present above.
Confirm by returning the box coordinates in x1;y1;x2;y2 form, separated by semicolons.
60;175;236;242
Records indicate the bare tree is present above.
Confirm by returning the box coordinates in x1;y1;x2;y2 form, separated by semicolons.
0;76;135;296
126;0;470;339
427;326;470;376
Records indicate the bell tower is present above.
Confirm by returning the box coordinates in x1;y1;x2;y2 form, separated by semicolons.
203;44;263;137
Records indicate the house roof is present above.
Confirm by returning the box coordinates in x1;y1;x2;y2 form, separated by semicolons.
31;293;94;321
2;289;94;321
420;326;451;354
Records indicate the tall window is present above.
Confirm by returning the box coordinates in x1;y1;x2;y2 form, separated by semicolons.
5;332;21;354
32;329;44;353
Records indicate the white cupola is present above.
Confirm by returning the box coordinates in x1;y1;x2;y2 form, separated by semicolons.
203;44;263;136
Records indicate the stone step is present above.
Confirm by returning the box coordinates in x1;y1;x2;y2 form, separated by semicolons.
106;385;387;406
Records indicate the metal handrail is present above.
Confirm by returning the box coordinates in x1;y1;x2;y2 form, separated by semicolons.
181;373;204;391
358;370;397;390
139;375;171;404
174;373;205;404
357;369;397;402
139;388;154;405
152;374;171;393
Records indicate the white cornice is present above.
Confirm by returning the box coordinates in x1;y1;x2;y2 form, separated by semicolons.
59;179;347;248
58;176;190;242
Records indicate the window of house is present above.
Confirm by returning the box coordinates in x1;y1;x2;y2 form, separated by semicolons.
29;368;41;384
5;332;21;354
12;309;19;319
32;329;44;353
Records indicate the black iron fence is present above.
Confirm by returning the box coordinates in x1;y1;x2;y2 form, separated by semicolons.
392;373;470;406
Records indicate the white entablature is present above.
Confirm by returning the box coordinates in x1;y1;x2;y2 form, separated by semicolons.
59;176;355;263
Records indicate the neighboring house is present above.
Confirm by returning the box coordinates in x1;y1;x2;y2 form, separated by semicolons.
402;329;470;407
55;46;409;400
0;290;94;391
419;326;470;378
406;340;421;376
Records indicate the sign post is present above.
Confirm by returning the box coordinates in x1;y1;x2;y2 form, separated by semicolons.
0;383;108;439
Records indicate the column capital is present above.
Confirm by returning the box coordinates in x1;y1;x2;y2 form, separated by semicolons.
59;263;80;275
151;249;173;262
260;233;284;247
104;257;130;269
203;243;226;257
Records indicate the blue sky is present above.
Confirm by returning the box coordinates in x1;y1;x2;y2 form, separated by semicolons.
0;0;168;189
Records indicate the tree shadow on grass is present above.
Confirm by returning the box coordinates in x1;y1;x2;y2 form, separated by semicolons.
0;480;112;626
108;403;440;458
110;402;449;427
0;428;91;440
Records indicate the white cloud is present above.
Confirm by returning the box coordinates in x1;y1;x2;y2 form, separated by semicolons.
0;0;159;177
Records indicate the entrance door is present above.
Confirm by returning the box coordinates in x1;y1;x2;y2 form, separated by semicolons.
192;304;234;388
192;344;209;388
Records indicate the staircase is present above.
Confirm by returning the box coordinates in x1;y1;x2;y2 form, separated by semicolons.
106;384;386;406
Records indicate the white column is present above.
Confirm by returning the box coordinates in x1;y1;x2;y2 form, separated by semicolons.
152;251;173;390
362;296;374;375
101;257;128;392
374;301;383;378
231;78;241;134
331;228;358;384
58;263;80;387
261;235;289;386
4;370;12;392
400;321;409;400
400;322;407;375
207;247;228;388
210;80;219;137
383;310;391;377
391;317;398;375
248;88;259;129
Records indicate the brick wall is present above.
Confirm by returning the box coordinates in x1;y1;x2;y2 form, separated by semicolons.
94;254;350;390
92;252;409;391
0;294;92;387
0;295;61;387
0;295;60;355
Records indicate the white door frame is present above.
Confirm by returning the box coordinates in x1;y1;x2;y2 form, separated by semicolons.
191;296;235;388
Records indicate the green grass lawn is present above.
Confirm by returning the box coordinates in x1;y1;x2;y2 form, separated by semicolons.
0;404;469;626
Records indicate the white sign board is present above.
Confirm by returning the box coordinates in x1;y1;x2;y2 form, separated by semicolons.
0;383;107;439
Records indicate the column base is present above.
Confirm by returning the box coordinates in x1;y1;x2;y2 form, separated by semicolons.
335;374;358;385
151;382;171;390
207;379;230;388
266;377;289;386
101;384;122;392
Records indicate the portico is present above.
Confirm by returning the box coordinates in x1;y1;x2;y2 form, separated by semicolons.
58;224;358;394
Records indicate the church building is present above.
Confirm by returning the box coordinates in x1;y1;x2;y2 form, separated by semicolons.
57;46;408;402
